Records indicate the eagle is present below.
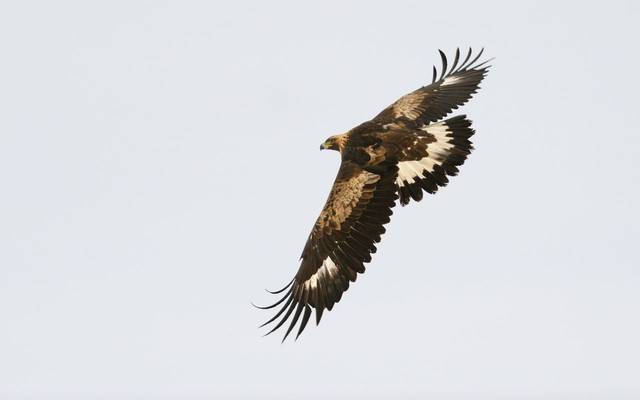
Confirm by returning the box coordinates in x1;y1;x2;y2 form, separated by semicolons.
256;48;491;341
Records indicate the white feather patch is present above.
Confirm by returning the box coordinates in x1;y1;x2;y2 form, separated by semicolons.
396;121;455;187
304;256;339;291
441;75;464;86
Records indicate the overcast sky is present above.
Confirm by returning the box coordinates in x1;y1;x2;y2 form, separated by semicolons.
1;1;639;399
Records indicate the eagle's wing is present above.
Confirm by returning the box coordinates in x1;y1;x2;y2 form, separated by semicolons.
373;48;490;125
393;115;475;205
257;160;397;341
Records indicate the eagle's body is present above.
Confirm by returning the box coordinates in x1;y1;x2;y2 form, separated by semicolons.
258;48;491;341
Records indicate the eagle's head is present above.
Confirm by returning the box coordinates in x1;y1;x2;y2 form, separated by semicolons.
320;134;347;152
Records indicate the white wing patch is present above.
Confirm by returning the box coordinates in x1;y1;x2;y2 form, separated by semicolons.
303;256;339;291
441;75;464;86
396;120;455;187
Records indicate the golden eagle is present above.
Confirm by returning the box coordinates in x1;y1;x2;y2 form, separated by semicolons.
256;48;491;341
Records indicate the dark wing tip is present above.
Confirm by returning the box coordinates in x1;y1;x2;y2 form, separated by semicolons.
281;302;305;342
263;297;298;336
315;306;324;325
258;284;319;342
438;49;448;81
457;47;473;73
295;306;313;341
265;278;294;294
259;291;295;329
464;47;485;70
473;56;495;71
252;285;294;310
449;47;461;75
434;48;491;81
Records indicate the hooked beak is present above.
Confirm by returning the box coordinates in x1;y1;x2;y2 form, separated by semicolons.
320;142;328;150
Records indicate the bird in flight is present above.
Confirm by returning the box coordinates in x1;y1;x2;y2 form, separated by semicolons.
256;48;491;341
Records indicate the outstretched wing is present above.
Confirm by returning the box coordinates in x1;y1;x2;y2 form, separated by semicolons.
394;115;475;205
257;160;398;341
373;48;490;125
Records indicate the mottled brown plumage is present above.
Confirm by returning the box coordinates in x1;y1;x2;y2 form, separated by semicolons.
257;48;491;341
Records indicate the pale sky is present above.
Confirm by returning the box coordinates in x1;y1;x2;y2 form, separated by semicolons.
1;1;639;399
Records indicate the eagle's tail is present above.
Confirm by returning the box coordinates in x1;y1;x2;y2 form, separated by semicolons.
397;115;475;206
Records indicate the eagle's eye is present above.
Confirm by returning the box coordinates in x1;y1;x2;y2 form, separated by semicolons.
321;139;334;150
